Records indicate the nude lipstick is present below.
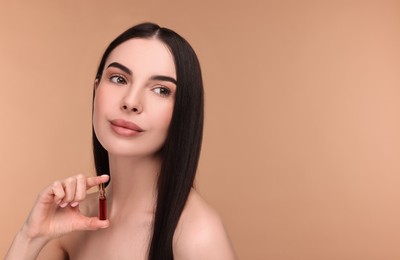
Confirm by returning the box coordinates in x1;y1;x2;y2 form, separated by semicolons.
110;119;143;137
99;183;107;220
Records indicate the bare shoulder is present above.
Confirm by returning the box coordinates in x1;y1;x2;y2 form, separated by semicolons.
173;189;237;260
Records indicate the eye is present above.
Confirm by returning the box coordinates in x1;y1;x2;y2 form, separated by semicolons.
109;75;127;85
153;86;171;97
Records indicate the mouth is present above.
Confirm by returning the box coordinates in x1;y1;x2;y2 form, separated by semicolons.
110;119;144;137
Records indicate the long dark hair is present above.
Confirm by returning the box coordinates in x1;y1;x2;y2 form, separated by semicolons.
92;22;204;259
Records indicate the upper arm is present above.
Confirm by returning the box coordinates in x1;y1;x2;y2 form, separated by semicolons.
37;238;67;260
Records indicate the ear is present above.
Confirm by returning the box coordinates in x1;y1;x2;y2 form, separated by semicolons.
94;78;100;90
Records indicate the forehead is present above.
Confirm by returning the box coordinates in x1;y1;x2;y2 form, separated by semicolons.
105;38;176;79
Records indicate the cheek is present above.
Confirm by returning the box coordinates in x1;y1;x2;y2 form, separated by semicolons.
92;91;103;126
150;105;174;152
154;103;174;132
93;87;111;131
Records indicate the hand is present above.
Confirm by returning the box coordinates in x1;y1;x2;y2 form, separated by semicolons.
22;174;110;240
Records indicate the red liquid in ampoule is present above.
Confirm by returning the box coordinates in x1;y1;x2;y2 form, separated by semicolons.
99;198;107;220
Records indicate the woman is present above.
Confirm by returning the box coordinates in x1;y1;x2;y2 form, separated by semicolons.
6;22;236;259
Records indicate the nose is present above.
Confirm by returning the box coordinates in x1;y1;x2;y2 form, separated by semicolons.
120;88;143;114
121;104;141;113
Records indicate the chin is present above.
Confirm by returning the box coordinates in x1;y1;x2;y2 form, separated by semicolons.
105;144;164;158
96;132;167;158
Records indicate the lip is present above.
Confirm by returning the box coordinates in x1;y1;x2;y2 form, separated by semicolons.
110;119;144;137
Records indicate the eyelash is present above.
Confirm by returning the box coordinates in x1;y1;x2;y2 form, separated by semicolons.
109;74;127;85
108;74;172;97
153;86;172;97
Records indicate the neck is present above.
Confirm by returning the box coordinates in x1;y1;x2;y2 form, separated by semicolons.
106;154;161;219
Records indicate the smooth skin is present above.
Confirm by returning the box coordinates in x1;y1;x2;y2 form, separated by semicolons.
6;38;236;260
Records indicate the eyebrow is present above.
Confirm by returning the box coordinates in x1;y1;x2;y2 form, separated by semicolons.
150;75;177;85
106;62;177;85
106;62;132;75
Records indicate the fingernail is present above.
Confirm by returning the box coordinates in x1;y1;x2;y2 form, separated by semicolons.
60;202;68;208
70;202;79;207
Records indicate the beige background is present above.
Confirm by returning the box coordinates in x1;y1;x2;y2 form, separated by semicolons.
1;1;400;259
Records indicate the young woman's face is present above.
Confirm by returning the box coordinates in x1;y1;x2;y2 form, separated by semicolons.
93;38;177;157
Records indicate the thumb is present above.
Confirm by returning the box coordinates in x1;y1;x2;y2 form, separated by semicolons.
74;216;110;231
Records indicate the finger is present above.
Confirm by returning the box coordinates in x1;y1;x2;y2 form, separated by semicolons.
60;177;77;207
51;181;65;205
72;175;87;207
86;175;109;190
35;181;65;209
74;216;110;231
